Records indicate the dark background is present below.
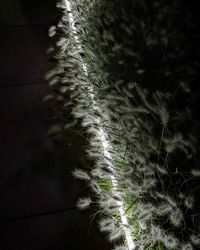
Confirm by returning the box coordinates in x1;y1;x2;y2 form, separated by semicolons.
0;1;111;249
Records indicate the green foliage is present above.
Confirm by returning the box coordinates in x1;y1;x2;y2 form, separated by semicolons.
144;242;164;250
96;178;113;193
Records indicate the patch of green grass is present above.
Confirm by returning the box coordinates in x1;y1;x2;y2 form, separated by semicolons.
145;242;165;250
113;158;130;171
97;178;113;192
123;195;165;250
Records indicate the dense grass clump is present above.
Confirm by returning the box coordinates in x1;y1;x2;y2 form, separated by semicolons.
47;0;200;249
